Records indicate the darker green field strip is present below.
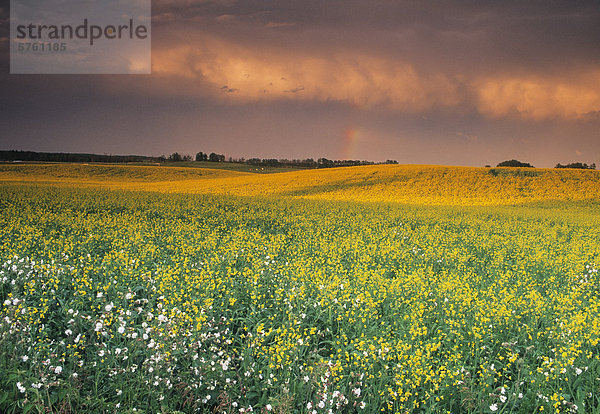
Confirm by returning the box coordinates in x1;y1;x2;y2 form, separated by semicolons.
0;163;247;182
162;161;309;174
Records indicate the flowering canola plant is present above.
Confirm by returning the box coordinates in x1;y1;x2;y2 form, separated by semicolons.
0;165;600;413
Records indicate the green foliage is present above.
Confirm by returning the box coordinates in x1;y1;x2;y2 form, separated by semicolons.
488;168;542;177
496;159;535;168
556;162;596;170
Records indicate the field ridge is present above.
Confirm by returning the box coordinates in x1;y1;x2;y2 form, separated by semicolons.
1;163;599;205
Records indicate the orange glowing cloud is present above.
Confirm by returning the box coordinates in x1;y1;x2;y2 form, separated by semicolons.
151;34;600;121
475;72;600;120
152;35;462;111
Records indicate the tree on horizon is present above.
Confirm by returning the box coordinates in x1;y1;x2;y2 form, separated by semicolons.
496;159;535;168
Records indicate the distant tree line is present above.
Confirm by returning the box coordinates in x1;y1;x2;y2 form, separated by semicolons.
0;150;159;163
244;157;397;168
195;152;226;162
166;152;193;162
4;151;596;171
186;153;397;168
555;162;596;170
1;149;398;168
492;159;597;170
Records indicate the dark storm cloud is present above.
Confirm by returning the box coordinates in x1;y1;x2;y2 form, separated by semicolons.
5;0;600;116
152;0;600;74
146;0;600;120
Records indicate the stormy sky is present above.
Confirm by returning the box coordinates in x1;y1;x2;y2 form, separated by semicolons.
1;0;599;167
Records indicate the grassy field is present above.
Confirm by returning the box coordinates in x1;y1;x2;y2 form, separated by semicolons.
159;161;310;174
0;161;307;175
1;164;599;413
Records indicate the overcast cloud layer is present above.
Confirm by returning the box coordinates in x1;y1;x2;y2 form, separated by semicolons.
1;0;599;166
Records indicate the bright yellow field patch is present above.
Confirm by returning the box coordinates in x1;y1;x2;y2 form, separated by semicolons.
2;163;600;205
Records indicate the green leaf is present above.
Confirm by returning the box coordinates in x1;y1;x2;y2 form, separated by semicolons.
0;391;8;406
22;402;35;414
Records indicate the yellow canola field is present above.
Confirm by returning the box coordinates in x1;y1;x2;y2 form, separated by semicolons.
1;163;600;205
1;163;600;412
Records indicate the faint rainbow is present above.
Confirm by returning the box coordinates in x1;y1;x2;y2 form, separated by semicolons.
342;127;361;160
